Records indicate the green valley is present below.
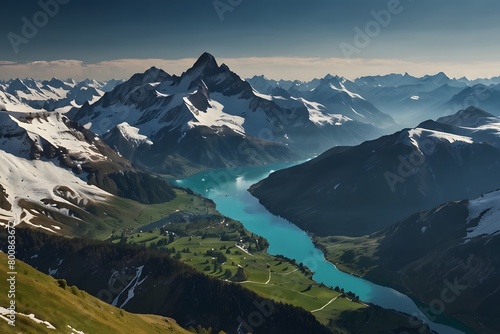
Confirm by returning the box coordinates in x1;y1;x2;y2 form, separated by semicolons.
121;213;433;334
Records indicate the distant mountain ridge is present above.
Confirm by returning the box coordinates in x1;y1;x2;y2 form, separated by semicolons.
351;72;500;126
247;74;395;129
0;77;122;113
5;60;500;177
250;107;500;236
250;71;500;128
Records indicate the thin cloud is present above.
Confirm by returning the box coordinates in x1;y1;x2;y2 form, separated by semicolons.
0;59;196;81
0;57;499;81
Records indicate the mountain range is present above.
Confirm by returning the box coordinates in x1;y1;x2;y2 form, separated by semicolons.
4;54;500;179
3;52;500;333
250;107;500;236
0;77;122;113
66;53;397;176
249;72;500;128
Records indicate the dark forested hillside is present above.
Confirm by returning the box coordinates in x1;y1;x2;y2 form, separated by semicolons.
2;228;329;334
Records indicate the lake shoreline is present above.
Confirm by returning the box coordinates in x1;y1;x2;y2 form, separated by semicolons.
176;162;466;334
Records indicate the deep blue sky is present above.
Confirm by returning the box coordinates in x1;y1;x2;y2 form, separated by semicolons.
1;0;500;80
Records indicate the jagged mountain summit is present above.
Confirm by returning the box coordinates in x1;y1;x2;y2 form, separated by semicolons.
250;107;500;236
69;53;392;175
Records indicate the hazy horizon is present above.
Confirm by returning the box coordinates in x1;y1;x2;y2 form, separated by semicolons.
1;55;500;82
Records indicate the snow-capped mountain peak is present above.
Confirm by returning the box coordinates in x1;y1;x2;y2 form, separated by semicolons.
7;78;32;94
437;106;497;128
189;52;219;72
43;78;74;90
466;190;500;240
116;122;153;147
141;66;171;83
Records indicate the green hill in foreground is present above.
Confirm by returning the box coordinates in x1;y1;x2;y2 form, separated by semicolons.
3;227;436;334
0;251;190;334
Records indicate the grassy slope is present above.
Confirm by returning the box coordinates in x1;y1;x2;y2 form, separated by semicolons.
20;188;214;240
126;227;430;334
314;235;384;278
314;235;430;300
0;252;190;334
125;223;356;322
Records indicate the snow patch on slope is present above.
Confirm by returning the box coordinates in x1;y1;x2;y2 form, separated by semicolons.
8;111;105;162
329;82;365;100
0;109;113;227
67;325;85;334
466;190;500;239
116;122;153;147
111;266;147;308
0;150;110;227
292;97;352;126
0;306;56;329
185;96;245;135
252;90;273;101
407;128;474;153
84;104;144;136
439;115;500;149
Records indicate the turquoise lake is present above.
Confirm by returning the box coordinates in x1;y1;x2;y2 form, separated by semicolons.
176;162;473;334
